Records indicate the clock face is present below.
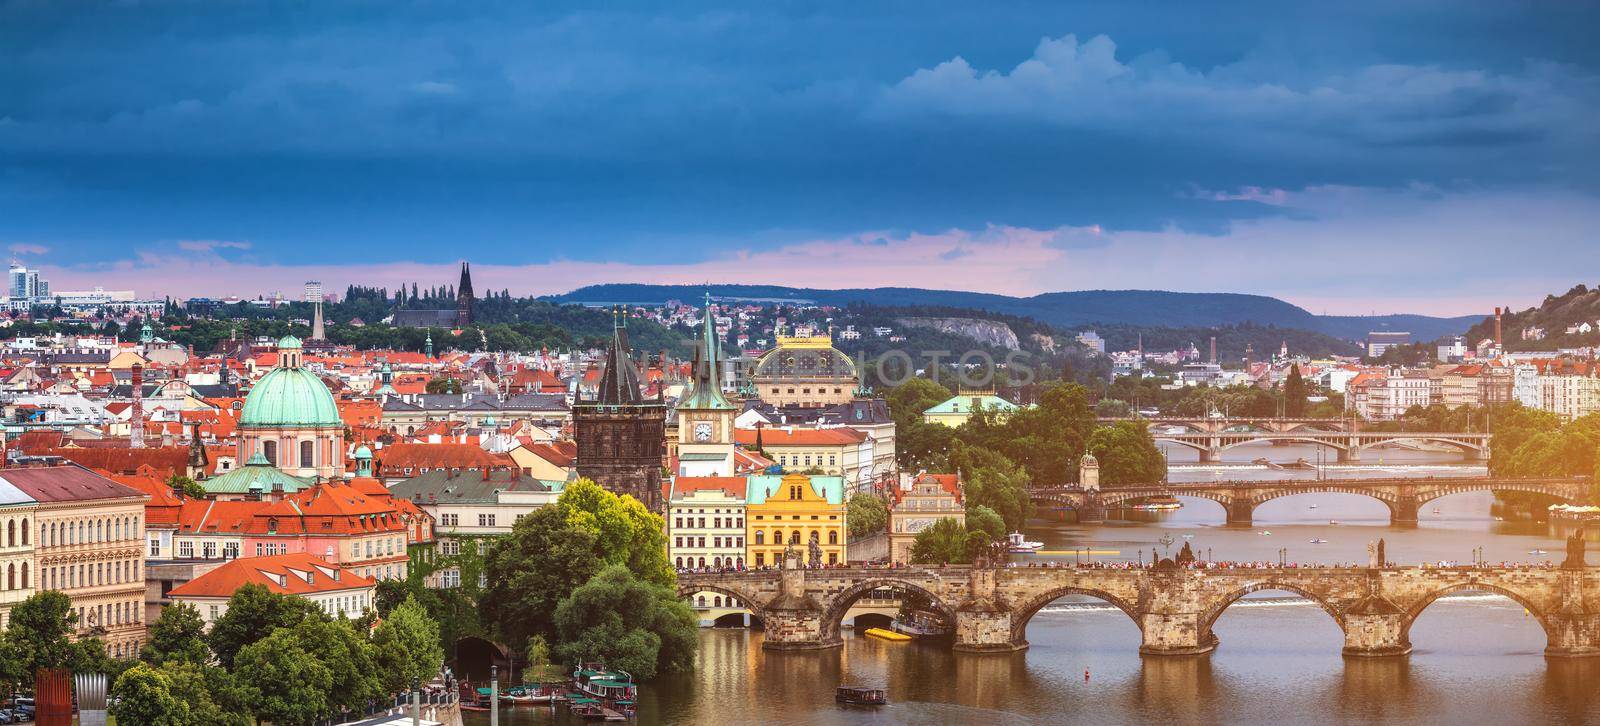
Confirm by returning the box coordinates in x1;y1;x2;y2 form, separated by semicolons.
694;422;713;442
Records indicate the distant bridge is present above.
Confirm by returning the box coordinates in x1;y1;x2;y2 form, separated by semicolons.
1094;417;1490;462
678;555;1600;657
1097;416;1361;433
1030;476;1589;526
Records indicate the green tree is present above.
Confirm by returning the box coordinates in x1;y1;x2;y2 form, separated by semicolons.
552;565;698;680
909;517;971;564
235;628;335;725
110;663;191;726
206;583;328;669
846;492;888;539
558;478;673;586
481;506;603;652
0;591;76;685
1086;421;1167;485
291;617;383;715
142;602;210;665
956;451;1033;532
425;376;463;394
160;662;251;726
525;634;562;683
1283;364;1308;417
165;474;206;499
372;594;445;695
964;504;1006;543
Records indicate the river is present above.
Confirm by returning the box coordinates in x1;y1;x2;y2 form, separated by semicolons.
465;444;1600;725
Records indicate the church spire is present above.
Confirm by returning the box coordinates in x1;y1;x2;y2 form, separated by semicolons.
456;261;474;327
677;292;734;411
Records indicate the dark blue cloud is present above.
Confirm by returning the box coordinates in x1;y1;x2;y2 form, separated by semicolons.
1;1;1597;275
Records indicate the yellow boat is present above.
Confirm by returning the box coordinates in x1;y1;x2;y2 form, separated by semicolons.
865;628;911;642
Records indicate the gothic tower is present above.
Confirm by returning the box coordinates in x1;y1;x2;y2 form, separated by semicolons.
675;293;736;476
456;261;475;327
573;308;667;511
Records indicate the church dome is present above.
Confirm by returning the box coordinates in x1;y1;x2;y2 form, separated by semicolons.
240;363;341;428
752;336;857;380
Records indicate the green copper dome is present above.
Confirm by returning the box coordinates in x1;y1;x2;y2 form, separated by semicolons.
240;366;341;427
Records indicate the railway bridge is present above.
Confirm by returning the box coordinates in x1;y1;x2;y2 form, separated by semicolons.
1029;476;1589;526
677;552;1600;658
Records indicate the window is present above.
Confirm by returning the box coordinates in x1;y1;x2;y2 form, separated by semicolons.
202;542;217;559
442;540;459;556
223;543;239;559
148;539;160;557
300;440;315;468
674;536;682;548
441;513;459;527
754;531;764;545
828;531;838;545
262;440;277;465
755;553;765;567
828;553;838;564
208;605;219;621
478;514;496;527
178;541;194;559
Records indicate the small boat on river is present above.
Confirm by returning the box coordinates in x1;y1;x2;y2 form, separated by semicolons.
1007;532;1044;553
1529;549;1549;556
1309;538;1328;544
836;686;888;706
866;627;911;642
1132;494;1183;512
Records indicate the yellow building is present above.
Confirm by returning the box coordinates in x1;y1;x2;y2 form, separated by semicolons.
744;474;845;568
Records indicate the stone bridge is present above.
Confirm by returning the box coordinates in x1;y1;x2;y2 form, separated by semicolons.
1098;416;1356;434
1153;430;1490;463
1031;477;1589;526
678;558;1600;659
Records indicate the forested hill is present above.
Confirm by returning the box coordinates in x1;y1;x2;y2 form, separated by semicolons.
1465;283;1600;351
547;284;1477;341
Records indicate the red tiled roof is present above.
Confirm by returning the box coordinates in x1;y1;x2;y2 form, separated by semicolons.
521;441;576;468
104;472;186;525
0;465;148;503
670;476;748;500
889;473;962;506
375;443;512;472
733;427;867;447
44;446;191;478
168;553;374;599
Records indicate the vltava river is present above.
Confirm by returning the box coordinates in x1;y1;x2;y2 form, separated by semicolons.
467;445;1600;725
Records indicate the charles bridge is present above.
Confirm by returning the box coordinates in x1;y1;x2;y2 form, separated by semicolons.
1030;476;1590;526
677;553;1600;659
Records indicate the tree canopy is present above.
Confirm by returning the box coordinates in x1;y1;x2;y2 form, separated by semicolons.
552;565;699;680
206;583;328;669
846;492;888;539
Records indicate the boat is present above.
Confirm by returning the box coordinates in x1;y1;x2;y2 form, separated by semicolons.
865;627;911;642
571;702;628;721
1258;531;1272;536
1006;532;1044;553
1328;520;1340;526
1529;549;1549;556
501;684;560;704
1308;504;1319;510
891;610;950;638
1432;508;1442;515
572;663;638;707
1132;494;1182;512
1182;534;1194;540
1309;538;1328;544
836;686;888;706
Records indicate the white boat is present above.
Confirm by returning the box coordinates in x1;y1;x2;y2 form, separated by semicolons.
1309;538;1328;544
1182;534;1194;540
1529;549;1549;556
1258;531;1272;536
1328;520;1340;526
1432;508;1441;515
1006;532;1044;553
1308;504;1319;510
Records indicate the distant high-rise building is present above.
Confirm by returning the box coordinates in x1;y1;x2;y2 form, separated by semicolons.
1366;331;1412;357
8;263;44;301
304;280;323;303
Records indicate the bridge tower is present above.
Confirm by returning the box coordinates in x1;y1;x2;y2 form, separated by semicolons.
762;549;833;650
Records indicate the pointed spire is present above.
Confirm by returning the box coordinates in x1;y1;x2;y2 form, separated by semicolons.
595;307;644;406
677;291;734;411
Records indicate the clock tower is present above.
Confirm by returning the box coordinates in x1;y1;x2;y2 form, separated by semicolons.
676;293;737;477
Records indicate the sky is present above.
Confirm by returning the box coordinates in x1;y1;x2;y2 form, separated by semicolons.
2;1;1598;315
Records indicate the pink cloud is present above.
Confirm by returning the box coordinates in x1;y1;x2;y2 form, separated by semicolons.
7;243;50;255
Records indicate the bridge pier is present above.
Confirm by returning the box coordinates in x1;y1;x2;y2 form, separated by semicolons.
953;608;1026;653
1337;447;1362;463
1224;499;1253;527
1197;448;1222;464
1076;501;1107;524
761;606;837;650
1341;600;1412;657
1138;613;1217;656
1390;496;1420;524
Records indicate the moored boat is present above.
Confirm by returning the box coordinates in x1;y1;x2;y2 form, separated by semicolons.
865;627;911;642
1007;531;1044;553
1132;494;1182;512
573;663;638;707
836;686;888;706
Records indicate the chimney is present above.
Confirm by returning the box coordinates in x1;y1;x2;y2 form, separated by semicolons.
1494;307;1503;349
130;363;145;449
1209;337;1217;364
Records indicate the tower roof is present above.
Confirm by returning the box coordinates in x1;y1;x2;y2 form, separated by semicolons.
594;306;646;406
677;292;735;411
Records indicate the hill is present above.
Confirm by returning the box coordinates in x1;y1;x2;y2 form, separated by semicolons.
547;284;1476;341
1464;284;1600;351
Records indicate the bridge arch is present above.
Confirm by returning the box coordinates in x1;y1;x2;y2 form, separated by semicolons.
1403;581;1554;647
1414;481;1579;508
1197;581;1347;641
819;578;954;643
676;583;767;618
1008;585;1143;648
1246;487;1399;517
